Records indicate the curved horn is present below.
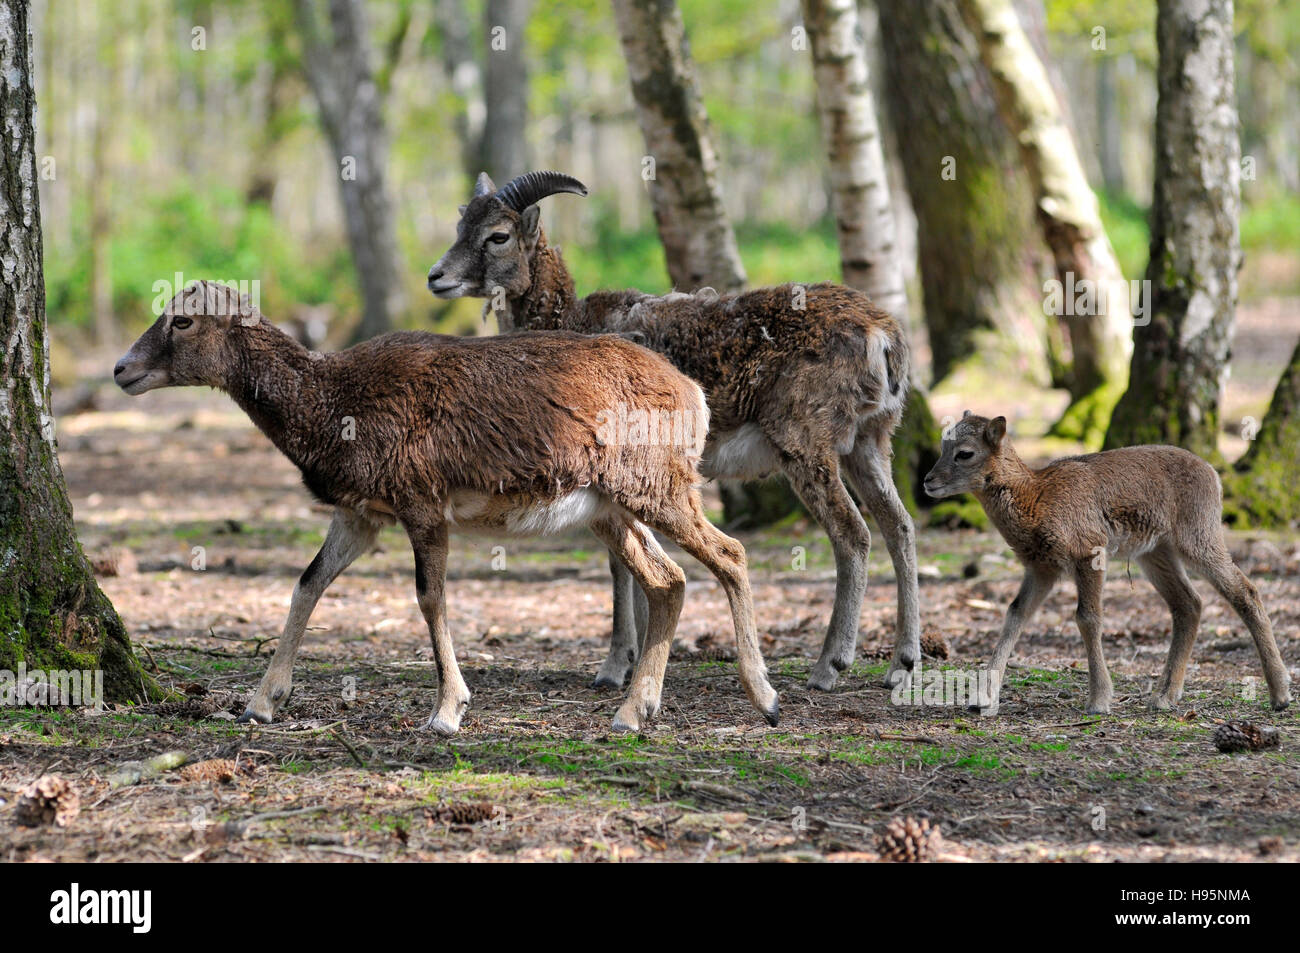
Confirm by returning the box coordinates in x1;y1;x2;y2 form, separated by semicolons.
494;171;588;212
474;172;496;197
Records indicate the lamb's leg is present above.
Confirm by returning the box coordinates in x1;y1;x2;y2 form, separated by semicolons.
1188;545;1291;710
590;516;686;733
240;508;379;724
779;454;873;692
981;566;1058;714
1137;545;1202;710
406;518;472;734
595;550;641;689
1073;563;1112;714
649;490;780;726
842;438;921;690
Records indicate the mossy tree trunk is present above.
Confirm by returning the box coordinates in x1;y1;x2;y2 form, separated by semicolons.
0;0;152;703
1104;0;1240;459
802;0;939;513
876;0;1052;387
1223;337;1300;527
480;0;532;180
959;0;1133;444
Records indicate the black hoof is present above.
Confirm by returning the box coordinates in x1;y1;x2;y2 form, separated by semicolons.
764;699;780;727
236;708;271;725
591;675;624;691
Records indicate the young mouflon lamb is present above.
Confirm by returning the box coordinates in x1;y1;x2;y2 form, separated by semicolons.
113;280;779;734
427;170;921;694
924;412;1291;714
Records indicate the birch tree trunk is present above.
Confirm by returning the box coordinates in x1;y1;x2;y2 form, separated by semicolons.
610;0;746;294
432;0;485;185
876;0;1051;387
959;0;1133;443
801;0;939;512
480;0;531;179
1104;0;1241;458
0;0;151;702
293;0;406;342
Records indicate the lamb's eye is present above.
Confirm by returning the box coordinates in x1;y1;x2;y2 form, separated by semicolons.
487;233;510;245
956;450;975;461
172;317;193;330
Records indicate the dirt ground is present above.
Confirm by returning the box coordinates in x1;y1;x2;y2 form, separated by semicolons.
3;320;1298;863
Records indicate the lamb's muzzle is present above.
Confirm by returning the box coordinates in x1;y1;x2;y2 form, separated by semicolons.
115;278;779;734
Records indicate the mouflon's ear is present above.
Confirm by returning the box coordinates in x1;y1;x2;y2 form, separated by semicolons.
521;204;542;238
985;416;1007;446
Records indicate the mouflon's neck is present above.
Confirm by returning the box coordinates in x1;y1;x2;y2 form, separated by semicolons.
500;230;580;332
223;322;329;469
972;444;1037;530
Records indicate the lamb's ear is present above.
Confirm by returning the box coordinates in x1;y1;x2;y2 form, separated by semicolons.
985;416;1007;446
962;409;972;418
458;204;468;216
520;204;541;239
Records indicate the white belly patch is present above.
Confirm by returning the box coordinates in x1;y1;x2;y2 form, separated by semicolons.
445;488;607;536
703;423;781;480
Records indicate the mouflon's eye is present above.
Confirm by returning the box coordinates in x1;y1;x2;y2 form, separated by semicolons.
956;449;975;461
172;317;193;330
487;233;510;244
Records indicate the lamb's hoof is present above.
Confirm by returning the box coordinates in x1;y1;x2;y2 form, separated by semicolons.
1148;694;1174;711
763;697;780;728
1085;701;1113;715
610;714;640;734
419;714;460;736
236;707;272;725
1272;697;1292;712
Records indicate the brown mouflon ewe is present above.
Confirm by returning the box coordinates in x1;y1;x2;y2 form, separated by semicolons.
428;171;921;694
924;412;1291;714
113;280;779;734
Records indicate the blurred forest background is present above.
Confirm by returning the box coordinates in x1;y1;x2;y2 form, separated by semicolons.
28;0;1300;461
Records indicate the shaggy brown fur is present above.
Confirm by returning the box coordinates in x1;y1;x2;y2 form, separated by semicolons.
924;412;1292;714
428;173;921;693
114;280;779;734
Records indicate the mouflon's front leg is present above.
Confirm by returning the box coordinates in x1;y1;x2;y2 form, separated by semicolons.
406;517;471;735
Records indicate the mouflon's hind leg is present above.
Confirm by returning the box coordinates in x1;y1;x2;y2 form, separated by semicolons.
1073;562;1112;715
595;550;641;690
404;517;472;735
842;434;921;690
1137;544;1202;711
644;490;779;726
589;516;685;733
240;508;379;724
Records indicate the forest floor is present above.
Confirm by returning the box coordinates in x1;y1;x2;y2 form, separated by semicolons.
4;304;1299;864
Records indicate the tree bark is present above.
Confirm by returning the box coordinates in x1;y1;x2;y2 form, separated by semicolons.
876;0;1051;386
293;0;406;342
610;0;746;294
1225;337;1300;527
1104;0;1241;458
480;0;532;179
0;0;151;703
958;0;1133;441
802;0;939;511
432;0;485;185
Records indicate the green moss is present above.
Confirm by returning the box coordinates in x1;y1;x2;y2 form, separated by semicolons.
1048;379;1125;449
926;498;989;530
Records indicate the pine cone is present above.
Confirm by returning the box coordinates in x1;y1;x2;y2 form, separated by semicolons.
921;632;951;660
427;802;499;826
14;775;80;828
180;759;240;784
877;816;942;862
1213;721;1280;753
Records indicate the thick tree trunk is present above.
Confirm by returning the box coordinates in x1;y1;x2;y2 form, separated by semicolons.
480;0;531;179
293;0;406;342
1225;337;1300;527
1104;0;1240;458
958;0;1133;442
610;0;747;294
876;0;1051;386
0;0;151;703
802;0;938;512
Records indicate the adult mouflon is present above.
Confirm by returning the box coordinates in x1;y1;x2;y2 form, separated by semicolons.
428;170;921;694
924;412;1291;714
114;280;779;734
